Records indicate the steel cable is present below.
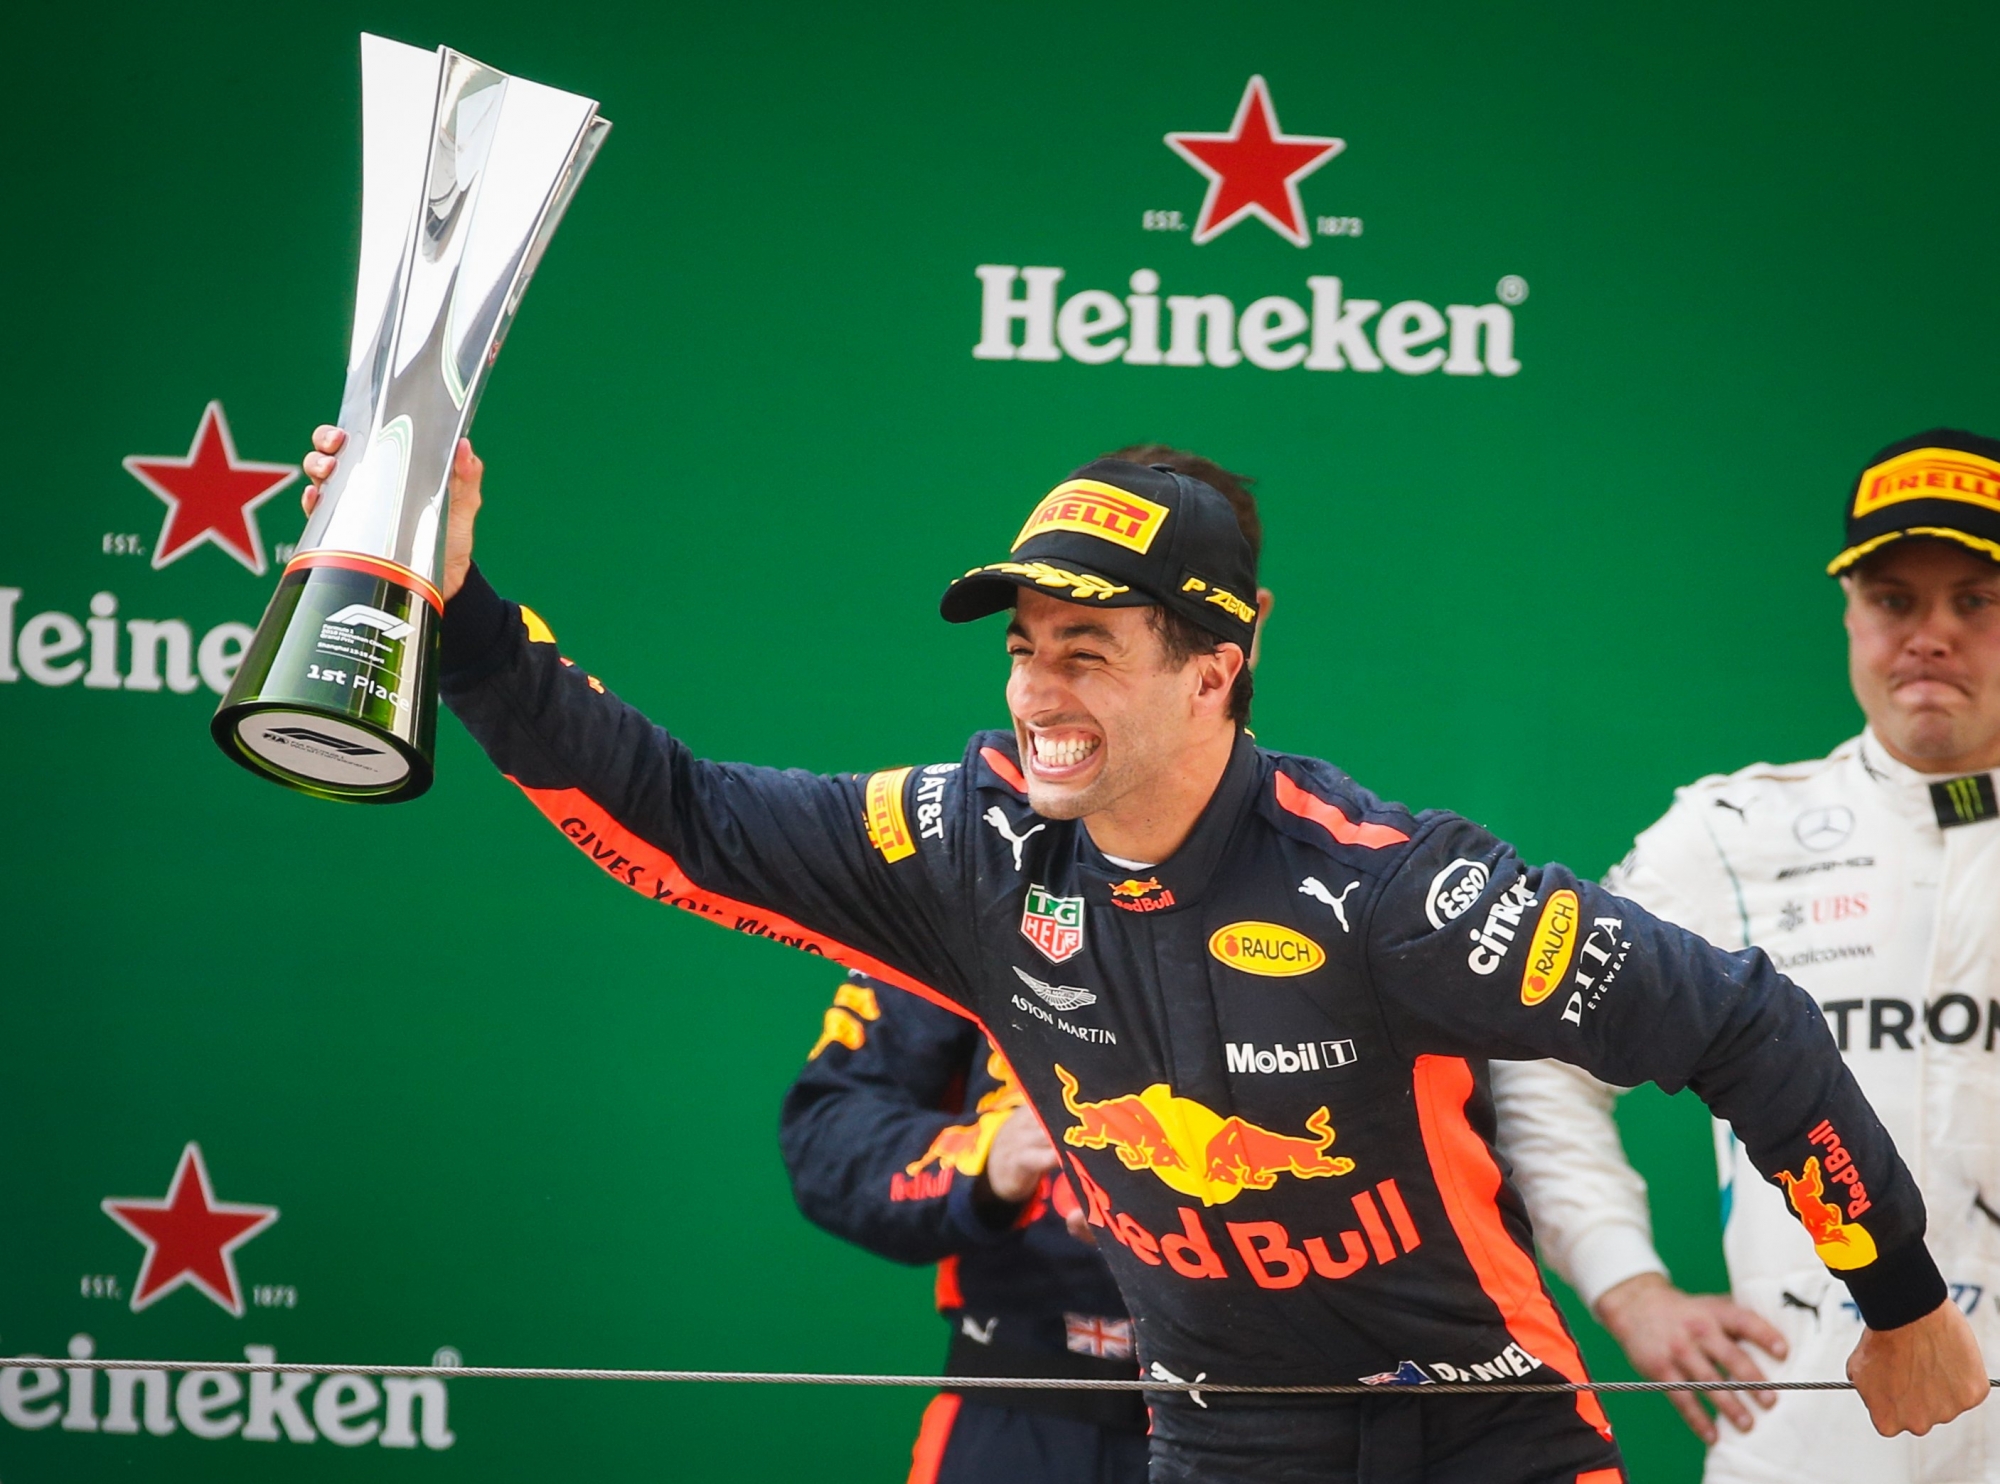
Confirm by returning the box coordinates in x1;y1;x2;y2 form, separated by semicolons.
5;1356;1993;1400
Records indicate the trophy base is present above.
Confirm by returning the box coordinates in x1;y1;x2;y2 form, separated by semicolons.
211;556;439;803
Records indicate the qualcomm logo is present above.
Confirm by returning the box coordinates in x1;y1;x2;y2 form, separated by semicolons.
323;604;413;641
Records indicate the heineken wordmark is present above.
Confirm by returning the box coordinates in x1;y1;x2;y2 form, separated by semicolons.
213;34;609;801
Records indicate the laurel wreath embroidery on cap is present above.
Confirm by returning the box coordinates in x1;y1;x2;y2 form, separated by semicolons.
970;561;1131;601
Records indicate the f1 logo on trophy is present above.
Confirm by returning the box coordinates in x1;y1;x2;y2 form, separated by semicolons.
212;35;608;802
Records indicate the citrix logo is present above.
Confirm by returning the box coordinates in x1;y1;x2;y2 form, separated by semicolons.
323;604;413;641
1465;877;1538;975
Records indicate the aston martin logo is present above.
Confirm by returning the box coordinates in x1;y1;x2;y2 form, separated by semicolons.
1013;965;1097;1012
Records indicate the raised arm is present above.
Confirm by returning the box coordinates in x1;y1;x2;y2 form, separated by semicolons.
301;429;981;1009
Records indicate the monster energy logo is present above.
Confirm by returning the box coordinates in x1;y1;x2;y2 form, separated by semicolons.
1930;774;1998;829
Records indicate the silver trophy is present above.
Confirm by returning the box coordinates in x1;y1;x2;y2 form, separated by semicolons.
214;34;608;802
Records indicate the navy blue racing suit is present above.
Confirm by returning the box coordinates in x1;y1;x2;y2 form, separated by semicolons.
782;970;1146;1483
441;565;1947;1484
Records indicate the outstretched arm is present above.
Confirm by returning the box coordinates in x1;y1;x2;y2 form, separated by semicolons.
1372;816;1983;1437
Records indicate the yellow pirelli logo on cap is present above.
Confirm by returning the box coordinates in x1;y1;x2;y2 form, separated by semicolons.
864;767;916;863
1014;479;1170;555
1853;448;2000;519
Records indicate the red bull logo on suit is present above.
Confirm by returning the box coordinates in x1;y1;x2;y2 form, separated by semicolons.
1055;1064;1353;1206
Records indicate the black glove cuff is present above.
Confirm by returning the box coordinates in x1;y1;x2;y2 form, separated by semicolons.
1844;1239;1948;1331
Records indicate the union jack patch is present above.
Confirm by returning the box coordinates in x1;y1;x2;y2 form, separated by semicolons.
1065;1313;1133;1360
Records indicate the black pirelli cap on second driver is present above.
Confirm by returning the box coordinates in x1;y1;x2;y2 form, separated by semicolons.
1828;428;2000;576
939;458;1259;649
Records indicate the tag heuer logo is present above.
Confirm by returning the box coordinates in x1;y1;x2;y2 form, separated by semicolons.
1021;884;1085;963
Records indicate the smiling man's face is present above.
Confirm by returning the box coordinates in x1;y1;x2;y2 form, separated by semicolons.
1004;588;1231;825
1844;539;2000;774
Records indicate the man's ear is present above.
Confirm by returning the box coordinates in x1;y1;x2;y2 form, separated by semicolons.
1194;643;1246;712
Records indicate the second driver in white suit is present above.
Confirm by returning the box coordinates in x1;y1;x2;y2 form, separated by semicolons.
1493;429;2000;1482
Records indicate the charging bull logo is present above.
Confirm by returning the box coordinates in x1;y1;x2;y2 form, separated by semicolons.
1108;876;1176;912
1056;1064;1353;1206
905;1044;1031;1180
906;1111;1010;1179
1779;1156;1879;1270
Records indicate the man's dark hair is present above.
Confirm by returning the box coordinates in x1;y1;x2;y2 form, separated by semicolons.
1103;444;1260;726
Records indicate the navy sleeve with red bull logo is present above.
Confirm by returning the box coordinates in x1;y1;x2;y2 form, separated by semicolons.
780;971;1017;1266
1365;813;1944;1325
779;972;1128;1327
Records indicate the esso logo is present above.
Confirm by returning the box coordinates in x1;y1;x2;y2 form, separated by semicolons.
1425;858;1490;928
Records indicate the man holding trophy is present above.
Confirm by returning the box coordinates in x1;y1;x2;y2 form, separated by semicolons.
252;31;1985;1481
295;425;1985;1482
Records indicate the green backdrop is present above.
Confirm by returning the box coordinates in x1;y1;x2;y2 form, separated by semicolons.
4;1;1996;1478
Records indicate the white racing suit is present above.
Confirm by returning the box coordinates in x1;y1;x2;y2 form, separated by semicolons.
1492;730;2000;1482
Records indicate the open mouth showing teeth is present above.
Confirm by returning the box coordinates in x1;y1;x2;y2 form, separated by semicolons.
1032;734;1101;770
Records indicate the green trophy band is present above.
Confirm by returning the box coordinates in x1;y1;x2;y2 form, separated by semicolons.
210;35;607;802
212;552;441;801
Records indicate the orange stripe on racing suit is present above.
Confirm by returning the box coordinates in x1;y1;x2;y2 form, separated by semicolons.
933;1254;964;1311
1413;1053;1612;1441
979;746;1025;793
512;782;985;1034
1273;769;1410;848
907;1392;962;1484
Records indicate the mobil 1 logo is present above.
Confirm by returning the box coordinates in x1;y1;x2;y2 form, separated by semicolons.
1227;1039;1357;1075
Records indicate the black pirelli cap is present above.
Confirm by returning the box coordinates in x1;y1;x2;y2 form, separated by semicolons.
1828;429;2000;577
939;458;1259;649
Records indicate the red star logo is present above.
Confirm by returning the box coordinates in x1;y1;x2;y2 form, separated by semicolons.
102;1143;279;1316
122;401;298;575
1165;77;1345;248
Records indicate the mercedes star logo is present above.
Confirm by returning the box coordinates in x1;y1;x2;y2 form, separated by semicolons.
1793;805;1855;851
